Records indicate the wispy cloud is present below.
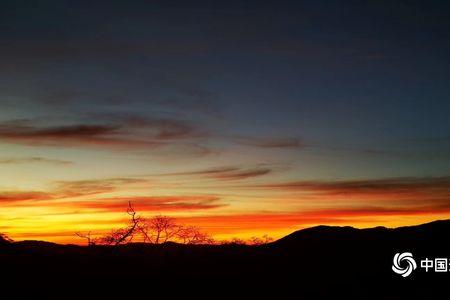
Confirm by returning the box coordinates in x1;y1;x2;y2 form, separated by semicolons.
0;157;72;165
0;116;206;151
232;136;303;148
0;177;148;205
248;176;450;195
0;190;224;213
213;168;271;180
165;166;272;181
52;178;148;199
71;195;225;212
229;135;403;159
304;205;450;217
0;175;225;213
0;121;133;148
0;191;53;203
243;176;450;210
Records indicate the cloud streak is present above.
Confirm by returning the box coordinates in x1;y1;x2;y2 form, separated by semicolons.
52;178;148;199
0;177;148;205
248;176;450;196
232;136;303;148
0;157;72;165
69;196;225;212
241;176;450;211
0;191;53;203
0;190;224;213
0;116;205;151
165;166;272;181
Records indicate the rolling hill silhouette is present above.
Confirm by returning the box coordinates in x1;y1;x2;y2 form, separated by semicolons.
1;220;449;297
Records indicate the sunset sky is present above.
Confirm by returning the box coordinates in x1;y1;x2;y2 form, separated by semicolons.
1;1;450;244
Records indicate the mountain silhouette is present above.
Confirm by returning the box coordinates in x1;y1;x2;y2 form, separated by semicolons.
1;220;449;297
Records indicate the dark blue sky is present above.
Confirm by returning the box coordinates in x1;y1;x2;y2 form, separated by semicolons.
1;0;450;179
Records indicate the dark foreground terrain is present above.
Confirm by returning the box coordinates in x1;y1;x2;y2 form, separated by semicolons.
1;220;449;298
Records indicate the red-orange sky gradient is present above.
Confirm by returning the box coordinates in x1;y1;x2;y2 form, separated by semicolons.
1;1;450;244
2;174;450;243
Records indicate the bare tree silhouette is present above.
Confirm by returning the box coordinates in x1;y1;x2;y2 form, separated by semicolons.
248;234;274;245
176;226;214;244
144;215;181;244
226;238;247;245
220;235;273;245
74;202;222;246
99;202;142;246
75;231;95;246
75;202;143;246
